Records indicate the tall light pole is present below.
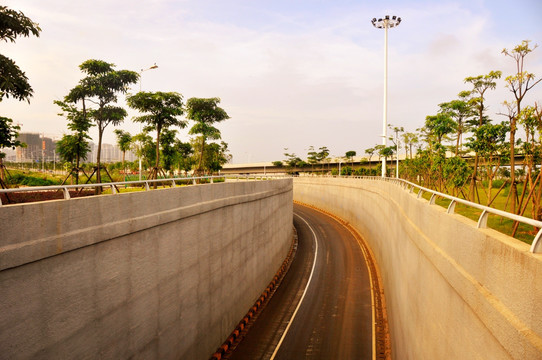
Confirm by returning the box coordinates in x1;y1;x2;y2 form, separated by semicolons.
394;127;401;178
138;63;158;181
372;15;401;177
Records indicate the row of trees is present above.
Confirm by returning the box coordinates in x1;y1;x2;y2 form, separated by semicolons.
278;41;540;223
0;6;41;187
277;146;331;169
367;40;541;221
0;6;231;188
54;59;231;186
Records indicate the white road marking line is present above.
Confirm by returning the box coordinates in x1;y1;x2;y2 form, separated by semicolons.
270;212;319;359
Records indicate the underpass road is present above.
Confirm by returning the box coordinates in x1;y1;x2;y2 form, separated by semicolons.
229;203;375;359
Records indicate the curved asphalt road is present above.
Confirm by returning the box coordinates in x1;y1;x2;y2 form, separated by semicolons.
229;203;375;359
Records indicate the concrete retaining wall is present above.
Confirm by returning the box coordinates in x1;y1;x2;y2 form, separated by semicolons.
0;179;293;359
294;177;542;360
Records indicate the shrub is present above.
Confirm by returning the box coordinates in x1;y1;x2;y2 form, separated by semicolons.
7;173;60;186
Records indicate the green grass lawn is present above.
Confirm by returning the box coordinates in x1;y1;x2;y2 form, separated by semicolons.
416;186;537;245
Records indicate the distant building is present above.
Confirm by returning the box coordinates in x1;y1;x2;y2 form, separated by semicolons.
87;142;136;163
9;133;135;164
15;133;56;163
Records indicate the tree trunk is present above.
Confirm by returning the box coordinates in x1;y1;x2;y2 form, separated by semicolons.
122;151;126;182
76;144;80;185
0;156;5;181
155;125;161;170
470;154;479;202
97;126;103;185
78;98;87;185
197;136;206;174
455;130;460;156
509;119;517;213
487;167;493;207
536;171;542;221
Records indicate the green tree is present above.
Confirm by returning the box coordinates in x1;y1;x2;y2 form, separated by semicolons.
56;135;90;167
438;91;474;155
365;147;376;170
55;100;93;184
531;104;542;220
442;156;472;196
513;105;542;221
202;141;231;173
424;112;457;146
159;128;179;174
345;150;356;168
401;132;419;159
407;149;432;187
66;60;138;185
127;91;185;180
283;150;302;169
388;125;404;177
376;145;394;177
186;97;229;175
0;117;23;183
0;6;41;102
132;128;156;174
114;129;132;180
317;146;330;171
176;141;194;176
0;6;40;185
464;70;502;202
307;145;319;171
0;117;22;153
502;40;542;214
318;146;330;162
422;111;459;191
340;166;353;176
466;121;510;205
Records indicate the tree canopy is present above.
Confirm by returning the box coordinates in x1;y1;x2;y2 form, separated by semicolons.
186;97;229;174
0;5;40;175
127;91;186;178
65;59;138;184
0;5;41;103
54;100;93;183
0;116;22;151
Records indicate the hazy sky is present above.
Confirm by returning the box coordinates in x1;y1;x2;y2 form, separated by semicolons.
3;0;542;163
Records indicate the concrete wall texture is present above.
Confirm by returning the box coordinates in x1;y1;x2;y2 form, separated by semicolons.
0;179;293;359
294;177;542;360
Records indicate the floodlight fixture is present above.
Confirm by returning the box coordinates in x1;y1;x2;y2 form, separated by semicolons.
371;15;401;177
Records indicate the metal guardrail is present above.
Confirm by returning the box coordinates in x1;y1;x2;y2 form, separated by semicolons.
4;173;540;253
0;174;288;207
341;176;542;254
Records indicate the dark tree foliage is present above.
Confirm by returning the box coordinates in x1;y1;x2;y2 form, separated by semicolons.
127;91;185;176
186;97;229;174
0;116;22;150
67;59;138;184
0;6;41;102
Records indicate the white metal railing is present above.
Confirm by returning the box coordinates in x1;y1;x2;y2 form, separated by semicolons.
335;175;542;253
0;174;289;207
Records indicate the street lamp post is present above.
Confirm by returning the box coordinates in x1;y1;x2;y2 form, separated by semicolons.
140;63;158;92
138;63;158;181
394;127;400;178
372;15;401;178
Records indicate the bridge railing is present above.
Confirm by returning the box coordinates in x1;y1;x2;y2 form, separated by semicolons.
329;175;542;253
0;174;289;207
